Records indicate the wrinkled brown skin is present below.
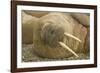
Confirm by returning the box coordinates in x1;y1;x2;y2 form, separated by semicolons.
24;10;49;18
22;11;89;58
71;13;90;27
22;11;38;44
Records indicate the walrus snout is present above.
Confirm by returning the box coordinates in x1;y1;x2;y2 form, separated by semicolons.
40;23;64;47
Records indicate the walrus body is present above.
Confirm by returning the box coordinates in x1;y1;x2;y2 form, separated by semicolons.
22;12;38;44
33;12;88;58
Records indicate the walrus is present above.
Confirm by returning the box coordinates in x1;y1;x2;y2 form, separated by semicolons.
32;12;88;58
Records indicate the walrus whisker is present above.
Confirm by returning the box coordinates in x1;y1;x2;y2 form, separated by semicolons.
64;32;81;43
59;42;79;57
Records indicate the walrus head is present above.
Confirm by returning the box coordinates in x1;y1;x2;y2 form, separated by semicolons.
40;22;64;48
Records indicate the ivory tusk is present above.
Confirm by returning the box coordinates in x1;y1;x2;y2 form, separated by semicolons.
64;32;81;43
59;42;79;57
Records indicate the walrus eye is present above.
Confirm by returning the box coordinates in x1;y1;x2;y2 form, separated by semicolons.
50;30;54;34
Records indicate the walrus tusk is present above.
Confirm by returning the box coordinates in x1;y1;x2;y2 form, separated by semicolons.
59;42;79;57
64;32;81;43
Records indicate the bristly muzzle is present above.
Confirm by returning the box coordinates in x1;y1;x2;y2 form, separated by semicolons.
40;23;64;48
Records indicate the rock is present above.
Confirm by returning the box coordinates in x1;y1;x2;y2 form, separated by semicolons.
22;44;89;62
